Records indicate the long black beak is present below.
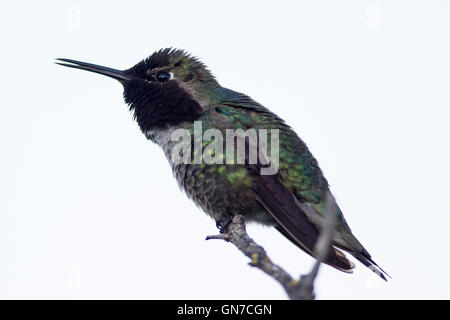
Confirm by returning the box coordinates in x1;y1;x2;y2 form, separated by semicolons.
55;58;131;82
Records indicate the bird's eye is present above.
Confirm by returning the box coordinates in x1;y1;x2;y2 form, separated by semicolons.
156;71;171;82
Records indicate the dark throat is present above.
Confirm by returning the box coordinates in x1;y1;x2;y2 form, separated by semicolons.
124;80;203;132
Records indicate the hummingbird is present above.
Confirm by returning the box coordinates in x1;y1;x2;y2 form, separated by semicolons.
55;48;388;281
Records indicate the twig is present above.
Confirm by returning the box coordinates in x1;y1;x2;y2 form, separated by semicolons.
205;193;336;300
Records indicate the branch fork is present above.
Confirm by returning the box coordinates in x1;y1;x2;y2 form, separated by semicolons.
205;195;336;300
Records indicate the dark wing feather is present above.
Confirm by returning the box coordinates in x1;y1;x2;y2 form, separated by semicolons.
253;174;354;272
211;98;355;272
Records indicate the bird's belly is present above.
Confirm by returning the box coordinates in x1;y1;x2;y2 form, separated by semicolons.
148;125;275;225
172;163;276;226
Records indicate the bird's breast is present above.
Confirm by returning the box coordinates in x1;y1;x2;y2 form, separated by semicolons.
145;124;274;225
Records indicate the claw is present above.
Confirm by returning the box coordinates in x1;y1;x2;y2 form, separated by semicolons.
216;215;234;233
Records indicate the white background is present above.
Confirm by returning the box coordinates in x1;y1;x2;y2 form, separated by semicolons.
1;0;449;299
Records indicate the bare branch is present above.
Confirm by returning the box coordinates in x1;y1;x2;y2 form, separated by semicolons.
205;193;337;300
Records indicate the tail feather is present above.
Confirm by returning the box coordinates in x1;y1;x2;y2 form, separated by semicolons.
331;247;355;273
334;235;390;281
350;251;390;281
275;225;355;272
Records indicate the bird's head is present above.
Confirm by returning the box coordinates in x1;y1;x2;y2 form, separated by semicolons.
56;48;220;132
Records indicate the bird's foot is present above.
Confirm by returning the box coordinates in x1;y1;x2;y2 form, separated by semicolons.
216;215;234;234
